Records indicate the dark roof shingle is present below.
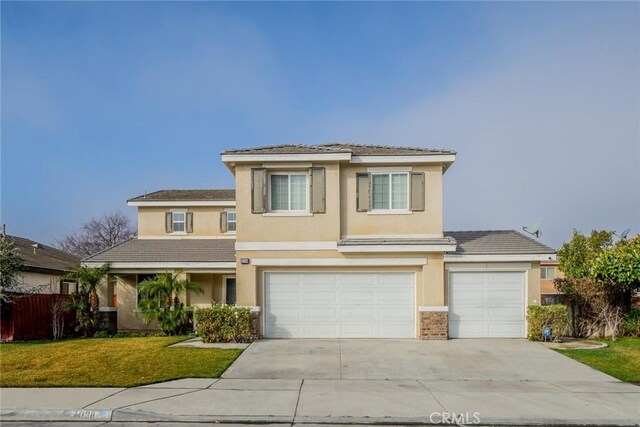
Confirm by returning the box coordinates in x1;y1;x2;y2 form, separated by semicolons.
128;189;235;203
84;238;236;263
222;143;455;156
444;230;556;255
8;235;80;273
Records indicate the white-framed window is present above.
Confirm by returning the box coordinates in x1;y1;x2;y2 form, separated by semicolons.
171;211;186;233
227;210;237;232
371;172;409;211
269;173;308;212
541;267;557;280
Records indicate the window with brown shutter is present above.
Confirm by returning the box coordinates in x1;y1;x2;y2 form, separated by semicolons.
310;167;326;213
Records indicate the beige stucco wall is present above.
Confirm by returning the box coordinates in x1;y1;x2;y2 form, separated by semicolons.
137;206;235;238
111;274;155;331
234;162;342;243
19;271;63;293
340;163;444;238
188;273;225;307
540;262;563;295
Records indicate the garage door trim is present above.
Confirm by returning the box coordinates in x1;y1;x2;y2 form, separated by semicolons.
447;267;529;338
261;270;417;338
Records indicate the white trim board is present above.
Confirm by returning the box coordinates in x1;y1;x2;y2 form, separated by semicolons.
137;235;236;240
83;261;237;269
338;244;457;253
222;153;352;162
444;254;556;262
445;262;532;272
419;306;449;312
351;154;456;164
127;200;236;207
251;258;428;267
236;241;337;251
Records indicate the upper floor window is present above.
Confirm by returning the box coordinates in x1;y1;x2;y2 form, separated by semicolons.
270;173;307;212
541;267;557;280
371;172;409;211
227;210;237;232
171;211;186;232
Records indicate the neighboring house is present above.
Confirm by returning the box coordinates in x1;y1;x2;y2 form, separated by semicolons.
540;260;565;305
85;143;556;339
9;235;80;294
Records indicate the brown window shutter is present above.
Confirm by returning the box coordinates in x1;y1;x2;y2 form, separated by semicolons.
186;212;194;233
356;173;371;212
251;168;266;213
410;172;425;211
165;212;172;233
310;167;326;213
220;211;228;233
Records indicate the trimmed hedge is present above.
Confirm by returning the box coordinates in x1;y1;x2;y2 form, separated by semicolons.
623;308;640;337
194;305;252;343
527;304;569;341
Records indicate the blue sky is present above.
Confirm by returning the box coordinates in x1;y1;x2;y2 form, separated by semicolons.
2;2;639;248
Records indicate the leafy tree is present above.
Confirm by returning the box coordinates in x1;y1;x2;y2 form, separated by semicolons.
57;212;136;258
64;263;111;336
136;271;203;335
591;237;640;293
557;229;613;279
0;234;25;303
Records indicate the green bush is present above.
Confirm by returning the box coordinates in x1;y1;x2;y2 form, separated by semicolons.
93;330;110;338
527;304;569;341
622;308;640;337
195;305;252;343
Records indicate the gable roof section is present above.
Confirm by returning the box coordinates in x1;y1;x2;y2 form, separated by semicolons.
83;238;236;263
8;235;80;274
444;230;556;255
128;189;235;203
221;143;456;156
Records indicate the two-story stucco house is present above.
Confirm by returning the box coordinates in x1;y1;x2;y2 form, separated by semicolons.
85;143;556;339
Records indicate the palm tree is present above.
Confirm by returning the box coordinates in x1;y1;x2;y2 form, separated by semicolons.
137;271;203;335
64;263;110;336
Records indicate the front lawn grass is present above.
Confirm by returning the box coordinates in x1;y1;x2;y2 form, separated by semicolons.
555;338;640;383
0;336;243;387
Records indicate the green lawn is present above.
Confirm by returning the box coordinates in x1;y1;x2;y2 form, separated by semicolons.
0;336;243;387
555;338;640;383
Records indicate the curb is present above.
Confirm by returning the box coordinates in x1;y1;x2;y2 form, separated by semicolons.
3;408;639;426
0;409;112;422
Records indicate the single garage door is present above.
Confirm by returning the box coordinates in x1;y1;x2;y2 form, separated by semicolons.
264;272;415;338
449;271;525;338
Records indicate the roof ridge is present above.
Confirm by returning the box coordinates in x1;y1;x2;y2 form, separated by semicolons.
322;142;456;154
83;236;137;261
222;143;350;154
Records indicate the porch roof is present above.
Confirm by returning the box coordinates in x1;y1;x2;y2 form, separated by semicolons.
83;238;236;264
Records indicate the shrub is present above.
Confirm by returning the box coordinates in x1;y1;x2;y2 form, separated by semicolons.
93;330;110;338
195;305;252;343
527;304;569;341
622;308;640;337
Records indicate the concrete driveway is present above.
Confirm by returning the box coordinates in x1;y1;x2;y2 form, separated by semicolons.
2;339;639;425
223;338;621;381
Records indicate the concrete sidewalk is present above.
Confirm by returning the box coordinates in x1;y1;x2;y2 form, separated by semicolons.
2;377;639;425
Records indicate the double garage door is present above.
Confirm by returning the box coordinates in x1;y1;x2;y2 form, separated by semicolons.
449;271;526;338
263;270;526;339
264;272;415;338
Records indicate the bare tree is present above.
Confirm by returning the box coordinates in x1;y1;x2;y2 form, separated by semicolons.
57;212;136;258
51;298;66;340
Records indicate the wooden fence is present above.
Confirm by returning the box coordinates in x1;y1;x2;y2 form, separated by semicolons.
1;293;75;341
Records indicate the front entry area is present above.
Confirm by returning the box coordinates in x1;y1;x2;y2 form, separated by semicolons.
449;271;526;338
264;272;415;338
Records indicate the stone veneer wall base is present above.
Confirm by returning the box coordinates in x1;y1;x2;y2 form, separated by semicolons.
420;310;448;340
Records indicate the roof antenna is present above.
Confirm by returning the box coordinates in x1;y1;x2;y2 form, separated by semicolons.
613;228;631;240
522;223;542;239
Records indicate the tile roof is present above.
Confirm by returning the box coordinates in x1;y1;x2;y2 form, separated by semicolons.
84;238;236;263
444;230;556;255
222;143;455;156
128;189;235;202
338;237;456;246
8;235;80;273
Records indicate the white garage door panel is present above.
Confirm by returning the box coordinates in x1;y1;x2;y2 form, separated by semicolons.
265;272;415;338
450;271;525;338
